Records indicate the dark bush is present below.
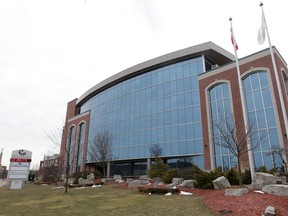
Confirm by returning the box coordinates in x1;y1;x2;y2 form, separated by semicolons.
180;163;207;180
180;167;194;180
148;157;167;179
242;169;251;185
162;169;180;184
194;172;214;189
256;166;268;173
138;186;179;194
93;170;103;179
193;167;223;189
256;166;278;175
225;168;239;185
72;171;84;184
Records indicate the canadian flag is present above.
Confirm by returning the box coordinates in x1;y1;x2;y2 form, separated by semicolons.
230;27;238;50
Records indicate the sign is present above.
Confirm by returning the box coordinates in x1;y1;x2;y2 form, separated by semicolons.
8;149;32;183
10;158;31;162
11;149;32;159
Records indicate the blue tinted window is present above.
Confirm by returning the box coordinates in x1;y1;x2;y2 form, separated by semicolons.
209;83;236;170
262;88;272;107
243;71;281;169
81;57;205;164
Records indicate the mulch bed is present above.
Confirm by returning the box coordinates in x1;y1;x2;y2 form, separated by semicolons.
113;181;288;216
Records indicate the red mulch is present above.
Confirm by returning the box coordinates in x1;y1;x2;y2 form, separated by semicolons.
113;181;288;216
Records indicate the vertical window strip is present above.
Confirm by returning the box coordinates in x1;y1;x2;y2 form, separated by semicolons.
243;71;281;169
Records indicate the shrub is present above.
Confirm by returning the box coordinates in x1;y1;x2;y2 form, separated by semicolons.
180;167;194;180
193;168;223;189
194;172;214;189
72;172;84;184
148;157;167;179
225;168;239;185
162;169;180;184
256;166;278;175
138;186;179;194
93;170;103;179
180;163;205;180
241;169;251;185
257;166;268;173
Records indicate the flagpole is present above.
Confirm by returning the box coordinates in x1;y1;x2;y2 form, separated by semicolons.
260;2;288;140
229;17;255;180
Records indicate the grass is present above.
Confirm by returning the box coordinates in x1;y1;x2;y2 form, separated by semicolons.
0;183;214;216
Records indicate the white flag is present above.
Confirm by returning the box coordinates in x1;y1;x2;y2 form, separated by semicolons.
258;10;266;44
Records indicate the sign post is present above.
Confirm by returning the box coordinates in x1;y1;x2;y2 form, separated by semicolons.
7;149;32;189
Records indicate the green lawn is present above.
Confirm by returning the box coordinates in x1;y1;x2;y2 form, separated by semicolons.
0;183;213;216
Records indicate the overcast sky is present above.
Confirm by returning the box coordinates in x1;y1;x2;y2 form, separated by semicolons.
0;0;287;168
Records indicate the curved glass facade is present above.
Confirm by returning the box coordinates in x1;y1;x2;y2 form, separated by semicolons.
80;57;205;169
243;71;282;169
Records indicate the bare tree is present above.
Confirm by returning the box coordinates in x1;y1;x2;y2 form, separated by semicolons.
267;146;288;172
89;131;113;178
213;113;267;186
149;143;162;157
47;126;83;193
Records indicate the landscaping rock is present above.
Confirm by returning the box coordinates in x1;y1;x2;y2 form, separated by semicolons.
128;179;150;188
181;180;196;188
113;174;123;183
262;184;288;196
78;177;94;185
139;175;149;180
250;172;286;190
151;177;163;184
172;178;184;185
126;178;134;182
87;173;95;180
113;175;122;180
213;176;231;189
264;205;275;216
65;178;75;184
225;188;248;196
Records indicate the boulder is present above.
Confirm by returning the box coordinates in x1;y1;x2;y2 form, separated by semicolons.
213;176;231;189
128;179;150;188
181;180;196;188
250;172;286;190
78;177;94;185
172;178;184;185
78;177;84;184
264;206;275;216
151;177;163;184
87;173;95;180
139;175;149;180
113;175;122;180
262;184;288;196
225;188;248;196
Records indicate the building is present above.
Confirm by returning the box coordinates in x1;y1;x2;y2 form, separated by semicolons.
40;154;61;182
41;154;60;169
61;42;288;177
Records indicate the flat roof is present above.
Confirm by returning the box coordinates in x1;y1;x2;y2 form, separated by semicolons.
76;41;234;106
